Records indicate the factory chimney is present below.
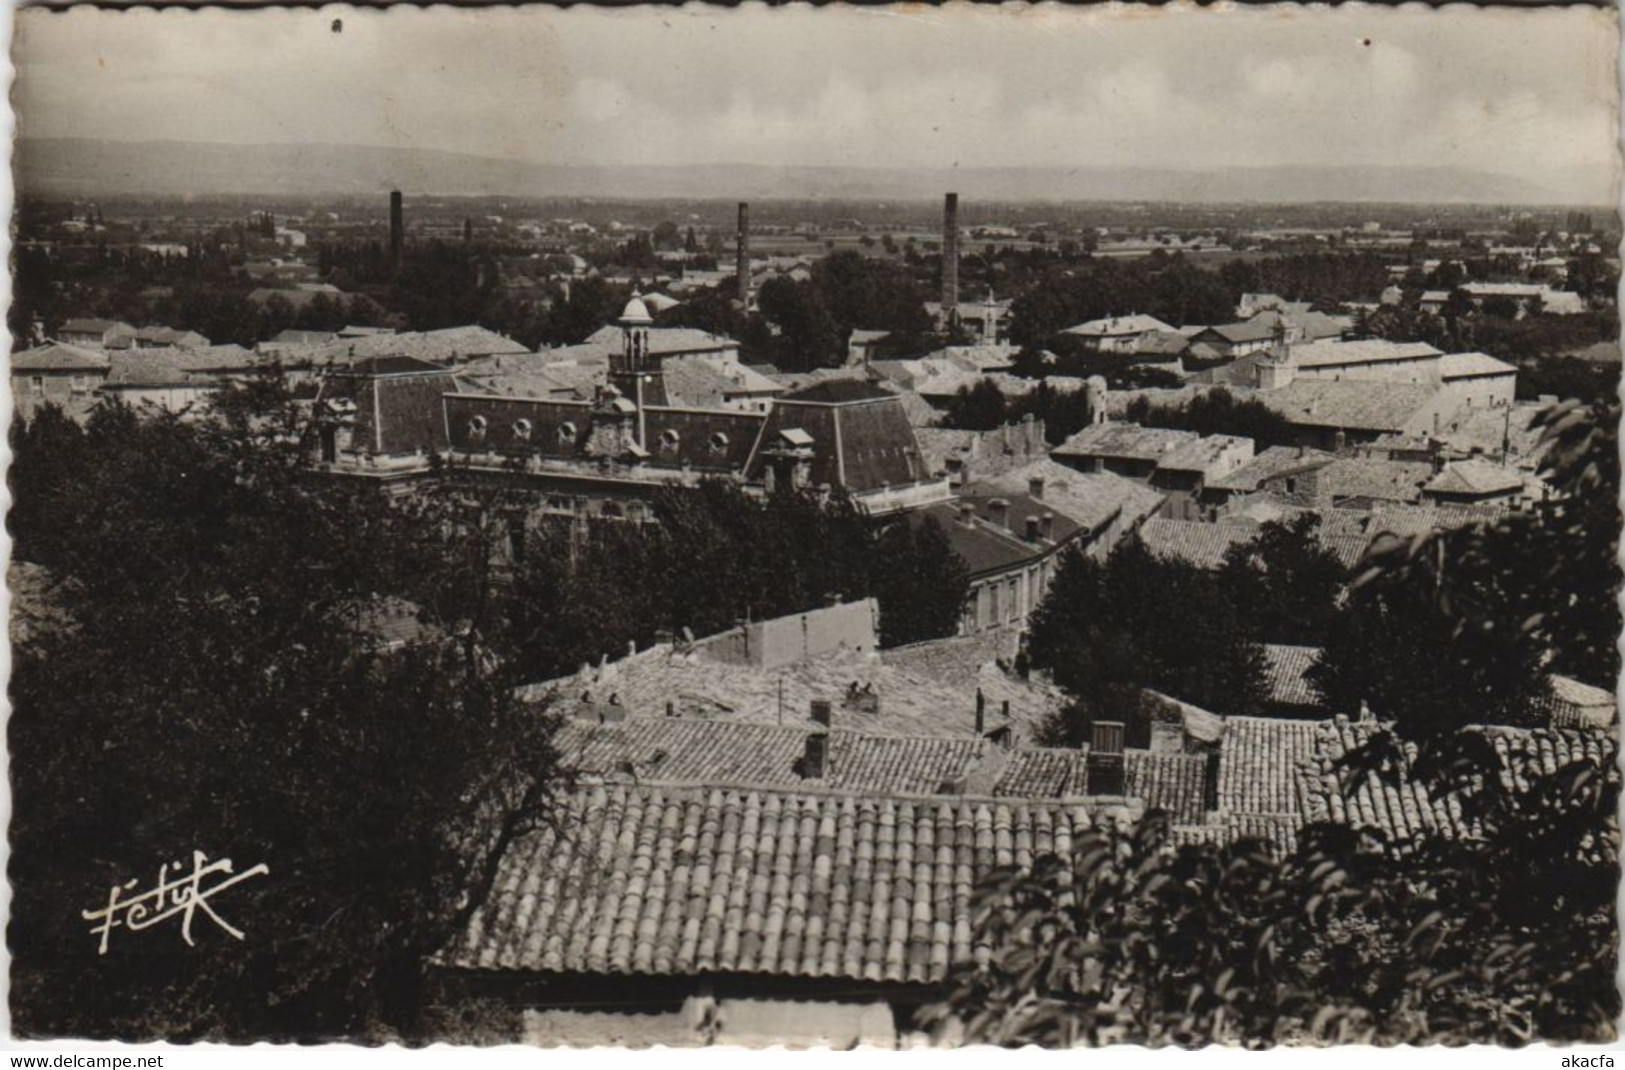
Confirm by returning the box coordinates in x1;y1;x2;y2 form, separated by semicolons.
736;202;751;306
389;190;404;264
941;192;960;331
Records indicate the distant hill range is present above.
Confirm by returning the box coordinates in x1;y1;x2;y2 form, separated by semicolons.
15;137;1586;206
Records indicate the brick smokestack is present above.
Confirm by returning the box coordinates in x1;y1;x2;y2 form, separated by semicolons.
736;202;750;306
389;190;404;263
941;192;960;329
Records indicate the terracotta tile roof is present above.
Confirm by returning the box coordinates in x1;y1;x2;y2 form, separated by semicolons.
1216;715;1617;849
10;341;109;372
445;782;1111;983
559;719;989;796
580;326;739;360
1210;446;1335;492
1440;351;1517;379
1125;751;1208;824
1288;340;1442;369
1053;422;1199;464
1539;675;1616;729
1364;501;1500;540
300;326;528;368
1320;457;1435;504
102;345;261;387
989;747;1207;823
1424;458;1524;497
1194;319;1277;345
991;749;1083;798
1260;380;1448;434
1436;404;1545;462
1298;721;1616;843
1138;518;1256;570
1062;314;1176;338
528;632;1063;745
1262;644;1321;710
971;459;1165;534
1216;717;1321;817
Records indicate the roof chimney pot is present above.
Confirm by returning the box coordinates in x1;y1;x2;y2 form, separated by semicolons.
987;497;1010;530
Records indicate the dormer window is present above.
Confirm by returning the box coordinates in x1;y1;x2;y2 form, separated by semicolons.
659;428;681;452
468;415;488;442
513;418;533;441
708;431;730;454
558;421;578;445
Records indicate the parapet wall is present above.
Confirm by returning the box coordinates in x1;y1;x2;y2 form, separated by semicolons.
698;597;879;670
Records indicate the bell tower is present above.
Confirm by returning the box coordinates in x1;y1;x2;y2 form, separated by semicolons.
607;292;666;451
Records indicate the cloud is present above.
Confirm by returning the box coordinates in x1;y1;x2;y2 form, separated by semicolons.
12;3;1618;202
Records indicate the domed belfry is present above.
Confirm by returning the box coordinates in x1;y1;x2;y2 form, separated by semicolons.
606;292;671;450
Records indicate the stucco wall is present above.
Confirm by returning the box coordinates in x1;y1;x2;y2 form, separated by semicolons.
699;598;879;670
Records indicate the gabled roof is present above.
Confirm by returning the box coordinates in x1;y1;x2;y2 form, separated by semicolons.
991;747;1208;824
1157;434;1253;474
557;719;987;796
1209;445;1336;492
1288;340;1442;369
59;317;130;335
1192;319;1277;345
1260;380;1446;433
912;497;1070;577
1139;517;1369;570
443;781;1115;984
1424;458;1524;497
529;630;1062;744
1052;422;1199;463
1062;314;1176;338
102;345;260;387
1439;351;1517;379
970;458;1166;534
10;341;109;372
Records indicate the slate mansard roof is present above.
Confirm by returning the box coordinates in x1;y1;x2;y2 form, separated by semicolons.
743;382;931;493
442;392;768;474
317;358;470;456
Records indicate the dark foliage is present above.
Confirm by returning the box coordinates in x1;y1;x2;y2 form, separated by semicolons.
1124;387;1297;450
1024;541;1269;745
8;391;564;1042
500;480;971;680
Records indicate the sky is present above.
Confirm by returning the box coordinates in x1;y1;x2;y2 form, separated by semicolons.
11;3;1621;202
